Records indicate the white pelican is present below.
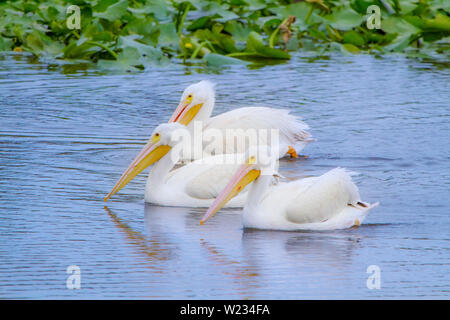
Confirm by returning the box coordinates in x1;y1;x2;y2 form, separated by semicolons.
200;147;379;230
104;123;276;207
168;80;314;160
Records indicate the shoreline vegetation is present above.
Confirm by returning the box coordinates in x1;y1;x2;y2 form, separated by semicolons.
0;0;448;70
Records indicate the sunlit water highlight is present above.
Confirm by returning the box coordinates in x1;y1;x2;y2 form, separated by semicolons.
0;53;449;299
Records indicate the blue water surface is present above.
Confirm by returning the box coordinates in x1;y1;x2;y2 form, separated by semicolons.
0;52;449;299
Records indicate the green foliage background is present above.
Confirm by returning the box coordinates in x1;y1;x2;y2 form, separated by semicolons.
0;0;448;70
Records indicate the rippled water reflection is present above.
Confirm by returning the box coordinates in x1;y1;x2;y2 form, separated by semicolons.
0;53;449;299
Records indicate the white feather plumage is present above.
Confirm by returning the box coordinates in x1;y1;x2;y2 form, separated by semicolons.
174;81;314;161
242;167;379;230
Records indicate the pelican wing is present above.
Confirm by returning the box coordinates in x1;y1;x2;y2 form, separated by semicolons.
285;168;361;224
184;163;244;199
166;154;245;200
203;107;313;155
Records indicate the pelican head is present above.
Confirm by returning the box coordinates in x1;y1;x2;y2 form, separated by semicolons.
169;80;216;125
200;145;278;224
104;123;188;201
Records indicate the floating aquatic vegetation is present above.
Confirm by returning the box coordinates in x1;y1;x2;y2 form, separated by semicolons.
0;0;448;70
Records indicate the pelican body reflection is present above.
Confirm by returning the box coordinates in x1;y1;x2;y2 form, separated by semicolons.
104;205;369;298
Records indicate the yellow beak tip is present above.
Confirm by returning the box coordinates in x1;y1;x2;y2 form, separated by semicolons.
200;220;204;225
104;196;109;202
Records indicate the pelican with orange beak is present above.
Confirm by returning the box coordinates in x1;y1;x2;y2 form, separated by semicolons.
104;123;263;207
200;146;379;230
168;80;314;160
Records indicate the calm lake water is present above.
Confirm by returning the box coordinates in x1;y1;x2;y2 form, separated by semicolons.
0;53;448;299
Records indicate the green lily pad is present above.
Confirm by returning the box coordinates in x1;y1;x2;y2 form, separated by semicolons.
206;2;239;23
285;34;300;51
343;30;365;47
84;23;116;42
0;37;13;51
98;46;141;72
420;13;450;32
380;17;419;52
323;6;364;31
309;28;328;41
144;0;173;20
63;37;99;59
382;17;420;35
94;0;119;12
270;2;322;26
204;53;247;66
187;16;211;31
194;27;238;54
244;31;290;59
397;0;418;14
384;34;412;52
0;0;448;69
300;38;317;51
24;30;64;57
242;0;266;11
341;43;360;54
351;0;376;14
117;35;169;64
118;46;141;64
158;23;180;49
94;0;129;22
122;17;159;45
429;0;450;11
38;4;66;22
224;20;252;43
365;32;397;45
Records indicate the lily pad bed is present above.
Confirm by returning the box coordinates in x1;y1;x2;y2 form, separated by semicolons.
0;0;448;70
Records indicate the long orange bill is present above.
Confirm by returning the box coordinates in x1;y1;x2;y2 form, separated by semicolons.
169;101;187;123
200;163;261;225
104;142;171;202
168;102;203;126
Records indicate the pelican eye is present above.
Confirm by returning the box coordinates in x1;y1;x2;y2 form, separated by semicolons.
151;132;161;143
248;156;256;165
185;94;193;104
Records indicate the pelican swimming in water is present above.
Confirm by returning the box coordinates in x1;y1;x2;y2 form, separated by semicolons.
168;80;314;160
200;146;379;230
104;123;277;207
